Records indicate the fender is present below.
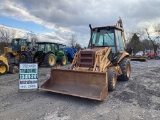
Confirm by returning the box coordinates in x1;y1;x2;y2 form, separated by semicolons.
117;51;129;63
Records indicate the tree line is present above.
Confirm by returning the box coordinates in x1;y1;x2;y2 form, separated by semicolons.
126;23;160;54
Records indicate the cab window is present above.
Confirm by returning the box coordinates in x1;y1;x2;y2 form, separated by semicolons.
115;30;125;51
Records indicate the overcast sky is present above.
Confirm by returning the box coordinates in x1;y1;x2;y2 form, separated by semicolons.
0;0;160;47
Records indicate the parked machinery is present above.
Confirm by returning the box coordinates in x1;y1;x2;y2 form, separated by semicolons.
0;55;18;74
19;42;67;67
129;50;148;61
39;19;131;101
0;55;8;74
58;43;77;63
0;38;31;74
4;38;33;59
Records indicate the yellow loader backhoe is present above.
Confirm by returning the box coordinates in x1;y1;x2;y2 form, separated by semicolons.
40;19;131;101
4;38;33;59
0;55;9;74
0;38;32;75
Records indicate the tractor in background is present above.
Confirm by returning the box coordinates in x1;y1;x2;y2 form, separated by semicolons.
58;43;77;63
19;42;67;67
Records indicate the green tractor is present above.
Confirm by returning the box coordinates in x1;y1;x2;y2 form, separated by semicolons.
19;42;67;67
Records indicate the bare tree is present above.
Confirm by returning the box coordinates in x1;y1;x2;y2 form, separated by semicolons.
144;26;158;53
11;29;17;39
0;27;10;43
125;31;133;43
125;29;144;44
0;27;11;54
154;23;160;42
69;34;77;48
30;36;38;43
154;23;160;35
75;43;81;51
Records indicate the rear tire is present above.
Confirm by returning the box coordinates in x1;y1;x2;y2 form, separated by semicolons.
0;61;8;74
108;70;117;91
118;57;131;81
33;51;44;66
44;53;56;67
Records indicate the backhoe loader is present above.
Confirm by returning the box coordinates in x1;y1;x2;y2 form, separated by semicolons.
39;19;131;101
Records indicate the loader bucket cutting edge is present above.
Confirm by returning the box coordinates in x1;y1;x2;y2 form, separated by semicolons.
39;68;108;101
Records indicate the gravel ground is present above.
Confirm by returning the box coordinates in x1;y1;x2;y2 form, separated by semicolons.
0;60;160;120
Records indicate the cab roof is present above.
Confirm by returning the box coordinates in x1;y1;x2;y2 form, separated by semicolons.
36;42;57;44
92;25;123;31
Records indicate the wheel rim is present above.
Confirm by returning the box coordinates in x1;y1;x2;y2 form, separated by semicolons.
62;57;67;65
49;56;55;65
0;66;7;73
21;55;26;62
112;74;117;87
126;63;131;77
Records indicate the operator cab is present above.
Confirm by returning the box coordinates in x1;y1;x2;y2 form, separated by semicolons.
88;26;125;53
10;38;27;52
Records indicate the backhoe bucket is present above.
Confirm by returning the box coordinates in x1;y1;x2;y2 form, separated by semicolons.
39;68;108;101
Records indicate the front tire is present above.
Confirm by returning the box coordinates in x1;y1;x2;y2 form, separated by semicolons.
118;57;131;81
0;61;8;74
108;70;117;91
44;53;56;67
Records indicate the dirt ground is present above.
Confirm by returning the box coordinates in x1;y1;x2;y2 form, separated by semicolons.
0;60;160;120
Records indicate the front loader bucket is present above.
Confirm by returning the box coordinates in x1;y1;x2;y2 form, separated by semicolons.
39;68;108;101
